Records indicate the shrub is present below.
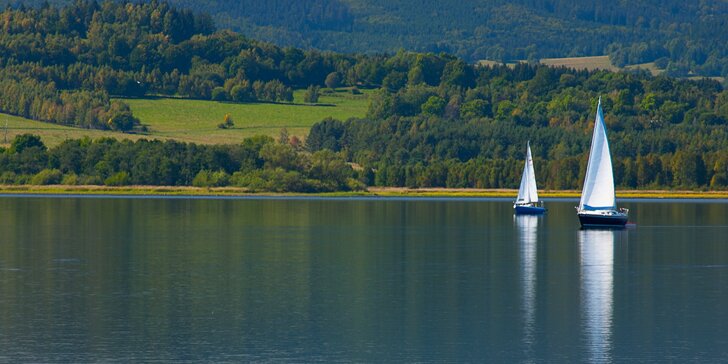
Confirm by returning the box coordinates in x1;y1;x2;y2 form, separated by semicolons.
104;171;131;186
31;169;63;185
78;175;103;185
0;171;17;184
61;173;79;185
303;85;320;103
211;87;228;101
192;170;230;187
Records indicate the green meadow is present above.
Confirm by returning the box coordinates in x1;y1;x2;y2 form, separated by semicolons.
0;88;370;147
121;88;370;144
0;113;152;148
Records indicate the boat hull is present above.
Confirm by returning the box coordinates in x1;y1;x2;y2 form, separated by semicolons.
578;212;628;228
515;205;546;215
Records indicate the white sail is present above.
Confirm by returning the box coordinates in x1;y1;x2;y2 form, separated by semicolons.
579;98;616;211
516;142;539;204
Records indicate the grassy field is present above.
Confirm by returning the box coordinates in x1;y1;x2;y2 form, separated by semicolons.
0;88;370;148
120;88;370;144
539;56;620;72
0;113;151;148
478;56;618;71
480;55;669;75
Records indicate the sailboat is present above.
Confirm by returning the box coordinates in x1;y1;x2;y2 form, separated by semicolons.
576;97;629;227
514;141;546;214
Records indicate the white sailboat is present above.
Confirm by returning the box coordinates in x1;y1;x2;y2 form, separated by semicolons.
514;141;546;214
576;97;628;227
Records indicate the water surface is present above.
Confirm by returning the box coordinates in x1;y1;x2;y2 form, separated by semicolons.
0;196;726;362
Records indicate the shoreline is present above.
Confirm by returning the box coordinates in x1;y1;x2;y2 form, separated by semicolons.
0;185;727;199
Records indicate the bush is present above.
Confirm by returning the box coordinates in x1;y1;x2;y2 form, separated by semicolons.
62;173;79;185
325;71;341;89
192;170;230;187
104;171;131;186
218;113;234;129
346;178;367;191
31;169;63;185
303;85;320;103
0;171;17;184
211;87;228;101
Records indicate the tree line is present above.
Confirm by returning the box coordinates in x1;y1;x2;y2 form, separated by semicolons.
306;63;728;190
0;133;364;192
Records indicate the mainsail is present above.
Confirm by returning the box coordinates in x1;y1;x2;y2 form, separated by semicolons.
516;142;539;204
579;98;616;211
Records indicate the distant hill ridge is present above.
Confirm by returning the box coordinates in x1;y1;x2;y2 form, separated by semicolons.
3;0;727;79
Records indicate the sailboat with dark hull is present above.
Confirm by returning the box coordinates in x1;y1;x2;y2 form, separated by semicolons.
514;141;546;215
576;98;629;228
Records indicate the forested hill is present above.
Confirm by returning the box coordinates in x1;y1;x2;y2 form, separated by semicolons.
5;0;728;80
0;0;726;192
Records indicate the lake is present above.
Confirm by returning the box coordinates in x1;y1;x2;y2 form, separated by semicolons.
0;196;727;362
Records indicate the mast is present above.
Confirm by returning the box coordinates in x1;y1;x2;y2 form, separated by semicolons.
526;141;538;203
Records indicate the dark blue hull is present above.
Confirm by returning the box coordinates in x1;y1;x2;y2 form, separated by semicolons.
515;205;546;215
578;213;628;228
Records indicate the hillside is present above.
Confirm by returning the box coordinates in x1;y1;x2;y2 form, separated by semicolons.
3;0;726;80
0;1;726;192
0;89;369;147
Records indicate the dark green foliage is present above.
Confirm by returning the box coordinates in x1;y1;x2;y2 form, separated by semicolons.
104;171;131;186
4;0;728;80
192;170;229;187
304;85;320;103
52;0;727;79
421;96;446;116
1;133;358;192
325;72;341;89
31;168;62;185
307;64;728;190
10;134;45;154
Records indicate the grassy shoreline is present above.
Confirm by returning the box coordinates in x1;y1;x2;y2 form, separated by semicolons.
0;185;727;199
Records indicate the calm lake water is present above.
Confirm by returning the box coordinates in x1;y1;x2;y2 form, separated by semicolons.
0;196;727;362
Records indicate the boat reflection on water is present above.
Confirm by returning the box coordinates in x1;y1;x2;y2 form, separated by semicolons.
579;229;619;363
515;215;539;354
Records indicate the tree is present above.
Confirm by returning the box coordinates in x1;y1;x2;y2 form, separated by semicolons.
107;112;137;131
218;113;234;129
421;96;446;116
304;85;320;103
325;72;341;89
211;87;228;101
278;127;290;144
460;99;490;119
10;134;46;154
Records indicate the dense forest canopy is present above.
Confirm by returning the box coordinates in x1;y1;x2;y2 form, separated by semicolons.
4;0;727;80
304;64;728;190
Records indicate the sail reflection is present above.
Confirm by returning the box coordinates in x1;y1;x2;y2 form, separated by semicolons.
515;215;538;353
579;229;615;363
